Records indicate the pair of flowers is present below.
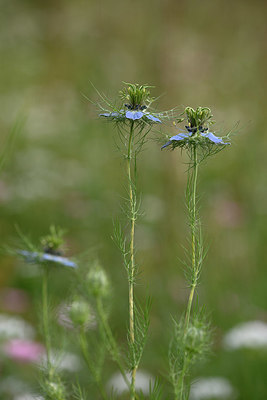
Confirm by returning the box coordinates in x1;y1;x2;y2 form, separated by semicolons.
100;102;229;148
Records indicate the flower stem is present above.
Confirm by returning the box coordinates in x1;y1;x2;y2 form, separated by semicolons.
127;120;137;400
96;297;131;391
178;145;199;399
79;328;108;400
42;266;51;368
185;145;198;332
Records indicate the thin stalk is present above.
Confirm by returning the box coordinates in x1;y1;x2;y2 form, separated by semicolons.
184;145;198;332
79;328;108;400
42;267;51;368
177;145;199;400
127;120;137;400
96;297;131;391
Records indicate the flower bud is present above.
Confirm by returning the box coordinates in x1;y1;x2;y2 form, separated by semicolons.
86;265;109;297
184;319;210;360
44;378;66;400
68;299;92;328
185;326;205;353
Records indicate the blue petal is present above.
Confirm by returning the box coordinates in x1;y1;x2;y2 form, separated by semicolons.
201;132;230;145
42;254;77;268
18;250;77;269
18;250;38;263
125;111;144;120
161;133;191;149
161;140;172;149
99;112;122;118
145;114;162;123
169;133;191;141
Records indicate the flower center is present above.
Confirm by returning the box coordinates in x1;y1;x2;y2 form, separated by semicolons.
124;104;147;111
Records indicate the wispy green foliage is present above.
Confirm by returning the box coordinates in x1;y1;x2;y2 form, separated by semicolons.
139;378;164;400
127;297;152;372
40;370;66;400
72;383;88;400
168;313;211;399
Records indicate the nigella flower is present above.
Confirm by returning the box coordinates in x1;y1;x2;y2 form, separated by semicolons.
100;104;161;123
18;250;77;269
99;83;162;123
161;106;230;150
161;129;230;149
17;226;77;269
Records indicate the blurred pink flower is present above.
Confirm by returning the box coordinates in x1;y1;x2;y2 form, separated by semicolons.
0;288;29;313
3;339;44;363
210;193;243;228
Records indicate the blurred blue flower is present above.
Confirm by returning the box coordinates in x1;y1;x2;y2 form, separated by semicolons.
162;131;229;149
18;250;77;269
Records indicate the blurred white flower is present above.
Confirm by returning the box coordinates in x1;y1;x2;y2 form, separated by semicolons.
41;350;81;372
107;370;154;396
190;377;236;400
14;394;44;400
223;320;267;350
0;377;29;396
0;314;35;340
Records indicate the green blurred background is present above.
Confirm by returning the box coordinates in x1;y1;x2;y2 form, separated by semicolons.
0;0;267;398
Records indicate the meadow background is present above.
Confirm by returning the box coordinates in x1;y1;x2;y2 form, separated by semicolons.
0;0;267;398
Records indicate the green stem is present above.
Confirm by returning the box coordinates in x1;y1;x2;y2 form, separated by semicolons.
79;328;108;400
127;121;137;400
178;146;199;400
42;267;51;368
96;297;131;391
184;145;198;332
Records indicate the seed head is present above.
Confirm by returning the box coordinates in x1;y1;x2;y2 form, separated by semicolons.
86;264;109;298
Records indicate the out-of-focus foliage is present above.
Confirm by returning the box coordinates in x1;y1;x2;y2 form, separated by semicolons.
0;0;267;399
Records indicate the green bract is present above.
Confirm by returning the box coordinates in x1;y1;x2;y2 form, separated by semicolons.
69;299;92;328
119;83;154;108
40;225;66;255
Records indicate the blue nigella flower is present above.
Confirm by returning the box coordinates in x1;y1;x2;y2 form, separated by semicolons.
18;250;77;269
162;130;230;149
100;104;161;123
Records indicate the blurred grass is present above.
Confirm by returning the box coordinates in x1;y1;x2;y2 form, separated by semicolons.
0;0;267;398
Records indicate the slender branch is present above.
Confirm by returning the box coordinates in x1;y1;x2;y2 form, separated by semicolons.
127;120;137;400
184;145;199;332
96;297;131;390
42;267;51;368
79;328;108;400
177;145;199;400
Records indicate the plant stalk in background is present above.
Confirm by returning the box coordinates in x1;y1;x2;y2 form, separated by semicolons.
42;266;51;368
17;227;77;400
